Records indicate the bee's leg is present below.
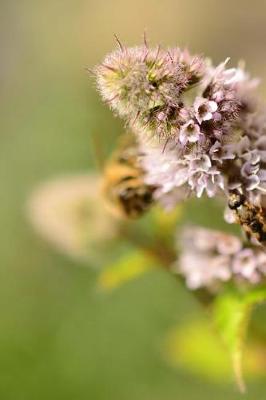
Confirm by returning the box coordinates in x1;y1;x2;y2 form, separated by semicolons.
258;229;266;244
244;229;252;243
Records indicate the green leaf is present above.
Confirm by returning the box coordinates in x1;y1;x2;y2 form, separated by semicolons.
97;250;157;291
212;286;266;392
162;318;265;384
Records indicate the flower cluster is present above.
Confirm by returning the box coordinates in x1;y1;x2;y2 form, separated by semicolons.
139;58;265;206
95;46;205;139
174;226;266;290
95;43;266;209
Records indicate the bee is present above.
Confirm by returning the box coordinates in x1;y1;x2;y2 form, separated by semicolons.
228;190;266;245
102;135;156;219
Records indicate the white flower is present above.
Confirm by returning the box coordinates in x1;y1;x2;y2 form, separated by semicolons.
188;154;212;172
184;226;241;254
216;234;242;255
211;255;232;281
176;226;235;290
256;252;266;275
232;249;258;280
193;227;218;251
194;97;218;123
177;252;232;290
207;59;248;87
209;141;236;164
222;67;246;86
177;226;266;290
241;151;262;191
179;120;202;145
188;166;224;198
140;138;190;204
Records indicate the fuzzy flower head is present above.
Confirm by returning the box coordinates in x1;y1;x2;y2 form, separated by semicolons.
95;43;206;138
174;226;266;291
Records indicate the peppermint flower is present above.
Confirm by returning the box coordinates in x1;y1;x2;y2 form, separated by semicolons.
95;43;266;208
175;227;237;290
179;120;202;145
232;248;259;283
187;154;225;197
175;226;266;290
209;141;236;164
140;139;225;204
140;138;190;201
188;169;225;198
241;151;261;191
194;97;218;123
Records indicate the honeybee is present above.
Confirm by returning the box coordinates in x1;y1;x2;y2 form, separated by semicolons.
228;190;266;245
102;135;156;219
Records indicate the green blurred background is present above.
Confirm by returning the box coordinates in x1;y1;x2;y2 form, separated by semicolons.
2;1;266;398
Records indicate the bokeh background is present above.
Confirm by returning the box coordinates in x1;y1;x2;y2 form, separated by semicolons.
2;1;266;399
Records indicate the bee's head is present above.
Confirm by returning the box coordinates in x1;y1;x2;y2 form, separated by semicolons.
228;191;245;210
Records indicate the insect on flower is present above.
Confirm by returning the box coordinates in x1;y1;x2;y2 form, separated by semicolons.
228;189;266;245
101;134;157;219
